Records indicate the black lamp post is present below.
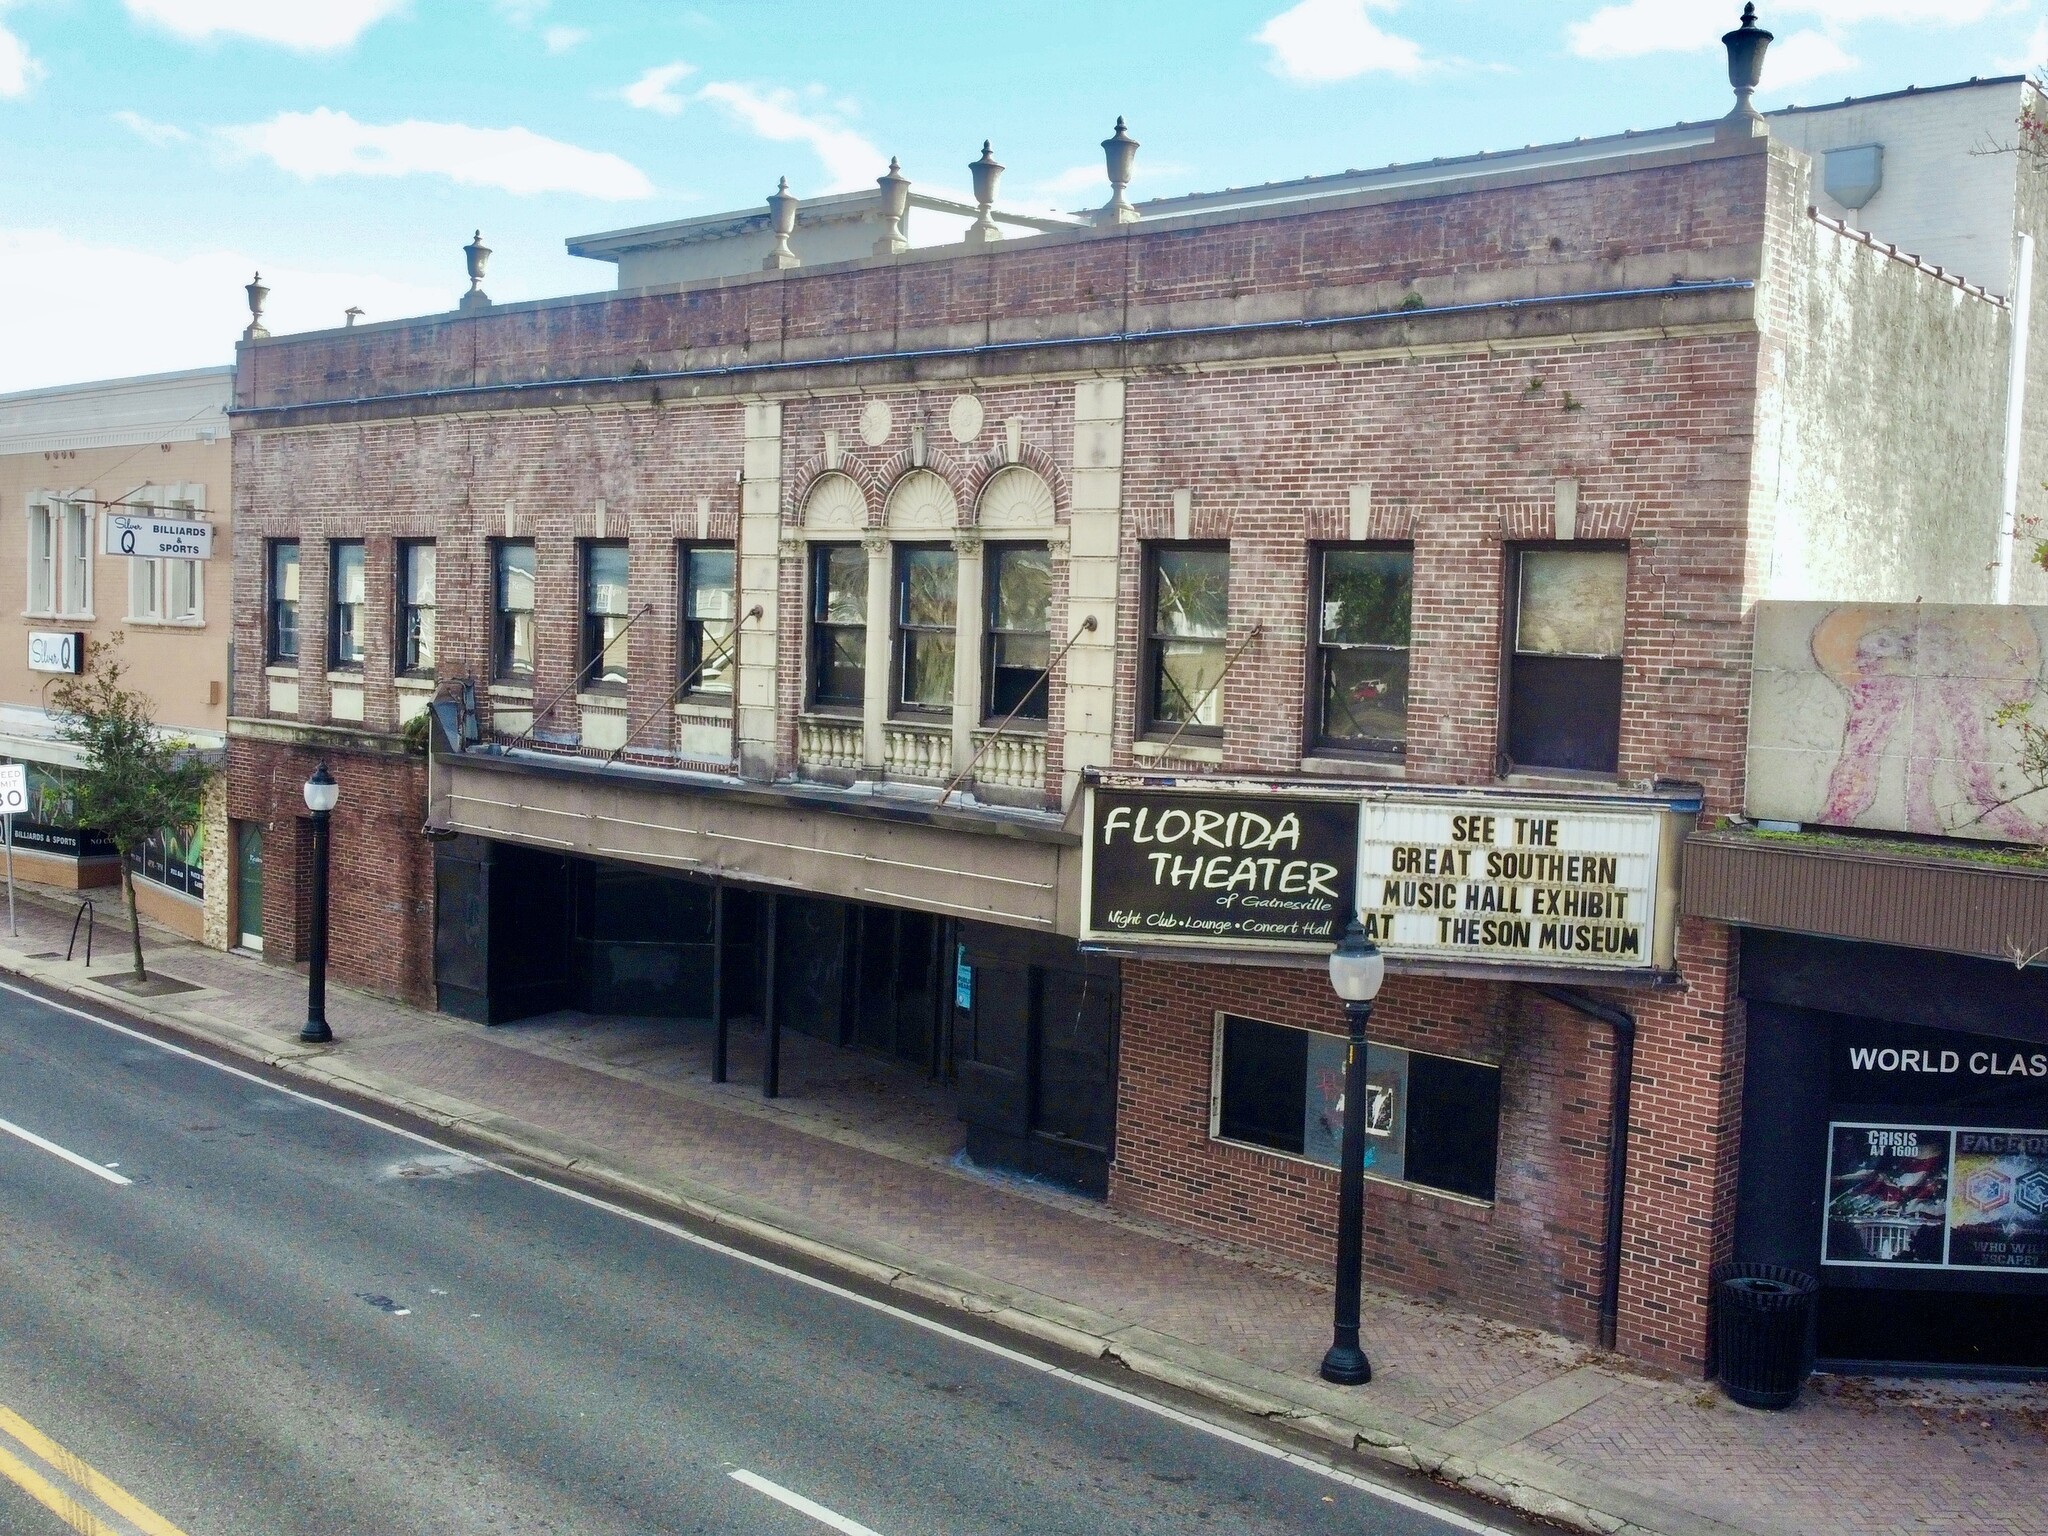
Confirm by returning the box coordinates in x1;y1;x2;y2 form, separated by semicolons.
1321;917;1386;1386
300;763;339;1044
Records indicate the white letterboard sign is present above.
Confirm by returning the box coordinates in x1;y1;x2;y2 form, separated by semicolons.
102;514;214;560
1357;799;1665;971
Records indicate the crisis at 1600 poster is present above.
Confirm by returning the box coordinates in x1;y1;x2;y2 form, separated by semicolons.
1824;1123;2048;1272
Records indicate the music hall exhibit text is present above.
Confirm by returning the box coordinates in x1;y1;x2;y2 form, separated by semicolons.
1357;802;1663;970
1084;789;1359;952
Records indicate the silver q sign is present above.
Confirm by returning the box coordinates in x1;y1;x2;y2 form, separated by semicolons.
102;514;214;560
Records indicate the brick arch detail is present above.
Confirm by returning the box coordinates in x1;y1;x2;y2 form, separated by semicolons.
872;449;972;509
962;441;1068;521
787;459;881;525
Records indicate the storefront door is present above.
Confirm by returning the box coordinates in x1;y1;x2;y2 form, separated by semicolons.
233;822;263;951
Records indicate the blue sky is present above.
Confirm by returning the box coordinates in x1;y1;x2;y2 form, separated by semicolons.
2;0;2045;393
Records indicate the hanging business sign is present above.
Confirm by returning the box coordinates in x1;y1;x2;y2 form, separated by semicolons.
101;514;213;560
1080;781;1359;953
26;631;84;675
1356;796;1675;972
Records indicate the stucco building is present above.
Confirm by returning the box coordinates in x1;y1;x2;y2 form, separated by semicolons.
224;22;2048;1376
0;367;234;945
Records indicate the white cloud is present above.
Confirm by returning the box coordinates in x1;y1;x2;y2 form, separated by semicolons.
218;108;653;199
543;25;587;53
0;7;43;97
1766;29;1858;87
114;109;192;145
622;61;693;115
696;80;882;191
0;226;453;392
2000;18;2048;72
1568;0;2004;60
1256;0;1426;84
123;0;410;51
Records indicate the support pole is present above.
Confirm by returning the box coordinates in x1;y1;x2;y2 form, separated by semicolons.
762;893;781;1099
4;813;15;938
710;878;728;1084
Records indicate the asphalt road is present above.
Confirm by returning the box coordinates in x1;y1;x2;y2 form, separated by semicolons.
0;980;1521;1536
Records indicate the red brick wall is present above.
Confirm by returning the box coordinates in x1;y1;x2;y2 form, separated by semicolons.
226;737;434;1006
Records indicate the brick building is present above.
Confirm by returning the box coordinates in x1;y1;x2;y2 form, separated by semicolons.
226;32;2045;1374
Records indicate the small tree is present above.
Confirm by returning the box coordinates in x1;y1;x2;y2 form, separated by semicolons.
51;639;215;981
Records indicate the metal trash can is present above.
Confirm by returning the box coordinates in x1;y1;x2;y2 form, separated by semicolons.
1713;1263;1817;1409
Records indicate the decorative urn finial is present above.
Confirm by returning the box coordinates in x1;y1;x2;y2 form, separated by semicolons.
1099;117;1140;226
965;141;1004;246
460;230;493;311
1720;4;1773;136
874;156;911;255
763;177;801;270
243;271;270;340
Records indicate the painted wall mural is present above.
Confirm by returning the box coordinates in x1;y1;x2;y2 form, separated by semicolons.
1747;602;2048;843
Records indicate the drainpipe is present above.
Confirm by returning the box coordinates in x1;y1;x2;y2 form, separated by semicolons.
1532;985;1636;1354
1995;231;2035;605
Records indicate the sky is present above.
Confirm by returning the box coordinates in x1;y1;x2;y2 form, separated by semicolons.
2;0;2046;394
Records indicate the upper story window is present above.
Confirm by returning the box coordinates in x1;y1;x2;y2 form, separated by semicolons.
267;540;300;665
397;540;436;675
493;539;535;683
27;497;91;618
679;543;735;697
809;543;867;711
1314;546;1411;754
125;493;203;627
581;541;631;689
1504;545;1627;775
895;545;957;715
985;543;1051;722
1143;544;1229;737
329;540;366;669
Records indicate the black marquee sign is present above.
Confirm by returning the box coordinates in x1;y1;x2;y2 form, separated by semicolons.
1079;781;1359;953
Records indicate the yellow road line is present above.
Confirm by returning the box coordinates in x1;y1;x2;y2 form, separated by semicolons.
0;1441;122;1536
0;1402;191;1536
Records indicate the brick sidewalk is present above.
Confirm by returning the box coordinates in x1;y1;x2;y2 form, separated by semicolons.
7;890;2044;1536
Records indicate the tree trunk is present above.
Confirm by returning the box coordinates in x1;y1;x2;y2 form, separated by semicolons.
121;859;146;981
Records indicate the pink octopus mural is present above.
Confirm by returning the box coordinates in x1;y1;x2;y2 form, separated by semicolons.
1813;606;2047;840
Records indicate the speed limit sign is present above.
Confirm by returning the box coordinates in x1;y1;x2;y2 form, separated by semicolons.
0;764;24;817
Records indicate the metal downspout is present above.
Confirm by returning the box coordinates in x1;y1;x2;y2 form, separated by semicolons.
1996;231;2035;604
1533;985;1637;1354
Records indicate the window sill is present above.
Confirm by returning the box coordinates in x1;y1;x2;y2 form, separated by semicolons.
24;611;94;623
488;682;534;700
578;690;628;708
804;705;863;721
1497;768;1622;790
264;665;300;679
889;712;951;729
1300;752;1404;779
326;670;365;684
674;698;733;720
1132;737;1223;764
977;716;1049;735
125;616;206;629
393;675;437;692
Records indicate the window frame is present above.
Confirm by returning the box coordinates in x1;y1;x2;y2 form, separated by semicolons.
807;541;867;714
1207;1010;1501;1205
983;541;1053;725
26;499;55;616
396;539;436;676
892;542;958;718
677;541;737;700
1308;542;1413;758
327;539;367;671
1141;541;1230;741
579;539;631;691
266;539;300;666
1500;541;1628;778
491;538;536;684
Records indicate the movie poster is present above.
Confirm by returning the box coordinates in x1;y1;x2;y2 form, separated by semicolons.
1948;1130;2048;1272
1302;1038;1405;1182
1824;1124;1952;1266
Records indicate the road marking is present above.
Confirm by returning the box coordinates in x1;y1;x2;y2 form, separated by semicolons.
0;1403;190;1536
0;977;1519;1536
0;1117;130;1186
730;1470;884;1535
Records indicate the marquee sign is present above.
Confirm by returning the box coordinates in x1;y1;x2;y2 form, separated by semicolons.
1080;774;1693;975
1356;797;1671;972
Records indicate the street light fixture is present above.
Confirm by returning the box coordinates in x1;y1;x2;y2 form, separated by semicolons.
1321;917;1386;1385
300;763;338;1044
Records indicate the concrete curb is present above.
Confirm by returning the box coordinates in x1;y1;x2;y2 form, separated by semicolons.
1;952;1744;1536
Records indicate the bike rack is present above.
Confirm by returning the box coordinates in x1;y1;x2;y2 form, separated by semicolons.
65;899;93;966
